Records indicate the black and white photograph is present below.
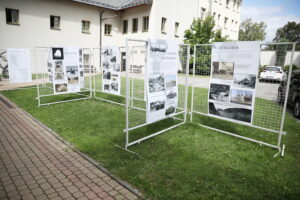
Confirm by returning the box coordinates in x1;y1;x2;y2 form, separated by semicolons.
209;102;252;123
110;56;117;63
79;49;82;63
104;84;110;91
55;83;68;93
52;48;64;60
80;71;84;77
112;63;120;72
209;83;230;102
149;40;168;53
103;49;112;56
166;90;177;100
103;60;109;69
54;61;63;73
233;73;256;89
103;70;111;80
165;75;176;88
212;62;234;80
230;89;253;106
165;106;176;116
48;61;52;73
149;74;165;93
66;66;79;84
150;100;165;112
55;72;65;80
111;82;118;91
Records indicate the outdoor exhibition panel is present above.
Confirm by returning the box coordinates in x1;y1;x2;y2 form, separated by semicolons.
35;47;92;106
92;46;126;106
190;41;296;156
122;39;190;151
0;48;38;91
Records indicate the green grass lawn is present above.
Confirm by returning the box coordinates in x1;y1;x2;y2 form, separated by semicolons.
1;88;300;200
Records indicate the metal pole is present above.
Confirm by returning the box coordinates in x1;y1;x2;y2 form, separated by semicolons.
190;45;197;122
88;48;92;98
35;48;41;107
277;42;296;148
125;39;130;150
184;45;190;123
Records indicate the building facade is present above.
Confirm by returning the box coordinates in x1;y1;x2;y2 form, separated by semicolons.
0;0;242;49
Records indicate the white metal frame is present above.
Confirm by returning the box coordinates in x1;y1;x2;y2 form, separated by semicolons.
35;47;93;107
190;42;296;157
123;39;190;150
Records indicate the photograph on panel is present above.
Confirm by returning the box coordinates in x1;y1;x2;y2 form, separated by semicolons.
52;48;64;60
149;74;165;93
209;102;252;123
230;89;253;106
209;83;230;102
66;66;79;84
165;75;177;88
165;105;176;116
54;61;63;73
103;70;111;80
150;100;165;112
212;62;234;80
234;73;256;89
55;83;68;93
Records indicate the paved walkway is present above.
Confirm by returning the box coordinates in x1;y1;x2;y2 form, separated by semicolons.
0;95;140;200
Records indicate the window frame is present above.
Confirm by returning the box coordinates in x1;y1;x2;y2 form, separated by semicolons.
224;17;228;29
104;24;112;36
5;8;20;25
161;17;167;34
132;18;139;33
174;22;179;37
123;20;128;34
50;15;61;30
142;16;149;32
81;20;90;34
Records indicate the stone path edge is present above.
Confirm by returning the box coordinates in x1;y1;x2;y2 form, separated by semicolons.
0;94;145;200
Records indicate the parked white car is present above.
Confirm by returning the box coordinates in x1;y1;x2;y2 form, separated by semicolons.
259;66;287;82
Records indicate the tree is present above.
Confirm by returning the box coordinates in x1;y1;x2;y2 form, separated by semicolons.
183;16;228;74
273;21;300;50
239;18;267;41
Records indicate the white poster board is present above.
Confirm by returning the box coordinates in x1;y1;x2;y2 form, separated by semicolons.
101;46;121;95
146;39;179;123
51;47;81;94
7;49;32;83
208;41;260;124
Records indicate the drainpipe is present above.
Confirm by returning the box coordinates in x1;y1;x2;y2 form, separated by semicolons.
99;10;105;47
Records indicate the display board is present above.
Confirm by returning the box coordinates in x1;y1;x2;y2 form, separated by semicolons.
7;49;32;83
49;47;81;94
101;46;121;95
208;41;260;124
146;39;179;123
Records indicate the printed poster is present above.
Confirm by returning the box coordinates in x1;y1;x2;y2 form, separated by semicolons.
208;41;260;124
7;49;32;83
146;39;179;123
101;46;121;95
51;47;81;94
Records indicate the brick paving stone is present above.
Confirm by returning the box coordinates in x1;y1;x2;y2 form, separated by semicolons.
0;95;141;200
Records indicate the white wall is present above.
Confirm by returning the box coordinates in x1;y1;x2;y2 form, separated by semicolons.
0;0;103;49
260;51;300;67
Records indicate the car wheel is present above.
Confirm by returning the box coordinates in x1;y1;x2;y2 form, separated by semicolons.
294;99;300;118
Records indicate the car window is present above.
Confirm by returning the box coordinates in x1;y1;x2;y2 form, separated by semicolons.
264;67;280;71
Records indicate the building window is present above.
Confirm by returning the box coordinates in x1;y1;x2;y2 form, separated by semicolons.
175;22;179;37
233;0;236;10
219;0;222;5
143;16;149;32
200;7;206;20
123;20;128;34
132;18;138;33
82;20;90;33
6;8;19;25
231;20;234;31
226;0;230;8
50;15;60;30
224;17;228;29
161;17;167;33
237;1;240;12
104;24;112;35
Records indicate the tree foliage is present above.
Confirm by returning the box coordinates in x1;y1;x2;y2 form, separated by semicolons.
273;21;300;50
239;18;267;41
184;16;227;46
